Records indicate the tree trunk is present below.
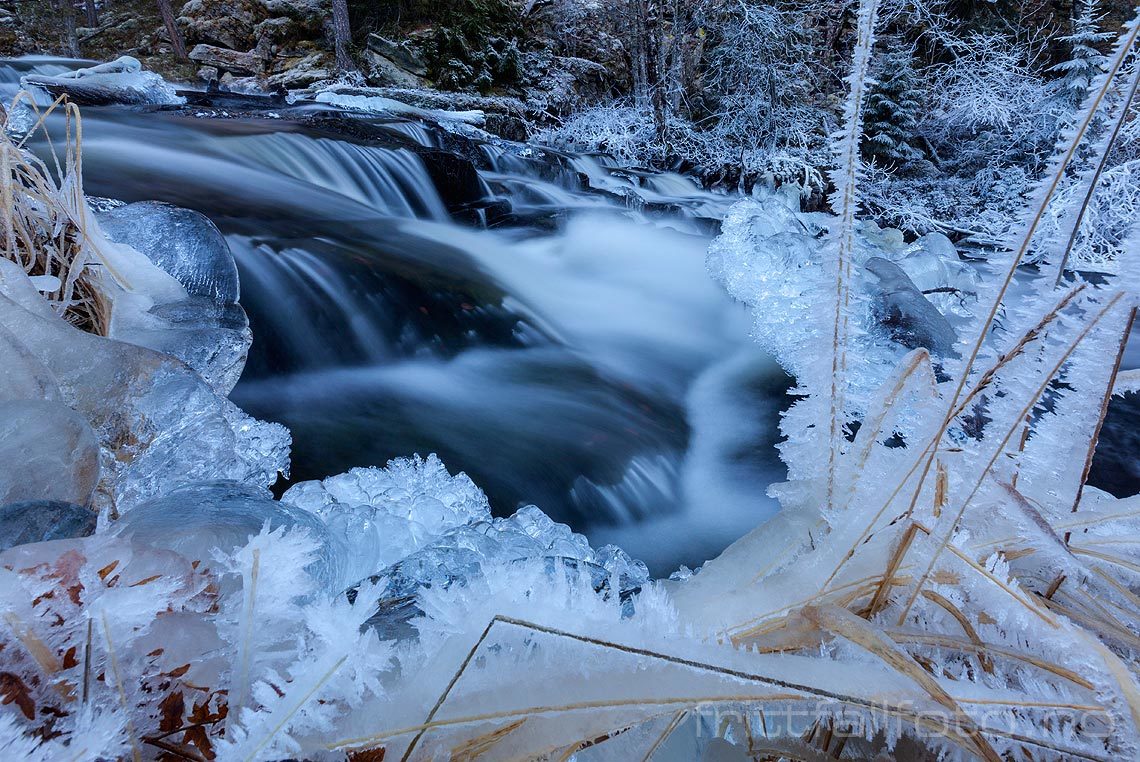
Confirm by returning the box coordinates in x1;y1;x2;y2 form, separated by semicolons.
53;0;80;57
641;0;667;148
84;0;99;27
331;0;355;73
157;0;188;60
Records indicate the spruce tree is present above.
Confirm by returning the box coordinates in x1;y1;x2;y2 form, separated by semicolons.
862;45;924;168
1052;0;1112;109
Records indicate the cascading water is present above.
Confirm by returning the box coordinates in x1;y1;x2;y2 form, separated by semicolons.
5;58;790;572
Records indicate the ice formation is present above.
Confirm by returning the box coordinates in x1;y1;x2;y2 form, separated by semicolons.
282;456;496;587
0;400;99;507
0;117;669;757
98;201;241;304
707;192;968;394
97;201;252;394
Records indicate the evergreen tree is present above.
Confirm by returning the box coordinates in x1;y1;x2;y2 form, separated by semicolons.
1052;0;1112;109
862;45;924;168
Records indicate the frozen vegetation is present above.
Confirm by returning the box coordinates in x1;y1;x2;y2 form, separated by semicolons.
2;2;1140;760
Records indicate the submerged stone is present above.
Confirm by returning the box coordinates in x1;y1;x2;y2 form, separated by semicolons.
0;500;97;552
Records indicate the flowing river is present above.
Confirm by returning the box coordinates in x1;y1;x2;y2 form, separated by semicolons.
5;56;1140;573
3;58;796;574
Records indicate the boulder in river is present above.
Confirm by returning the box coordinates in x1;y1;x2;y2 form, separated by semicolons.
864;256;959;357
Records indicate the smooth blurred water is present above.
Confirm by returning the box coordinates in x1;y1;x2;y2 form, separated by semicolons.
5;58;789;573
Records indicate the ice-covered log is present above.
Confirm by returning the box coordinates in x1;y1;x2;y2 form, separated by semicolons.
21;56;184;106
0;400;99;507
313;89;487;126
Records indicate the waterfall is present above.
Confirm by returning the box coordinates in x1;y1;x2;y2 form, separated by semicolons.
220;133;450;219
12;83;788;572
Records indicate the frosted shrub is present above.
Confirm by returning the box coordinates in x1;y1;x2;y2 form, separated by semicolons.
537;103;660;167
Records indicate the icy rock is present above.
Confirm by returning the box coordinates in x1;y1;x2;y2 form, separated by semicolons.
864;257;958;356
354;504;649;637
22;56;184;106
0;280;289;514
897;232;980;317
0;323;61;401
0;500;97;551
0;400;100;507
97;202;240;304
112;297;252;395
114;481;337;586
282;455;491;587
